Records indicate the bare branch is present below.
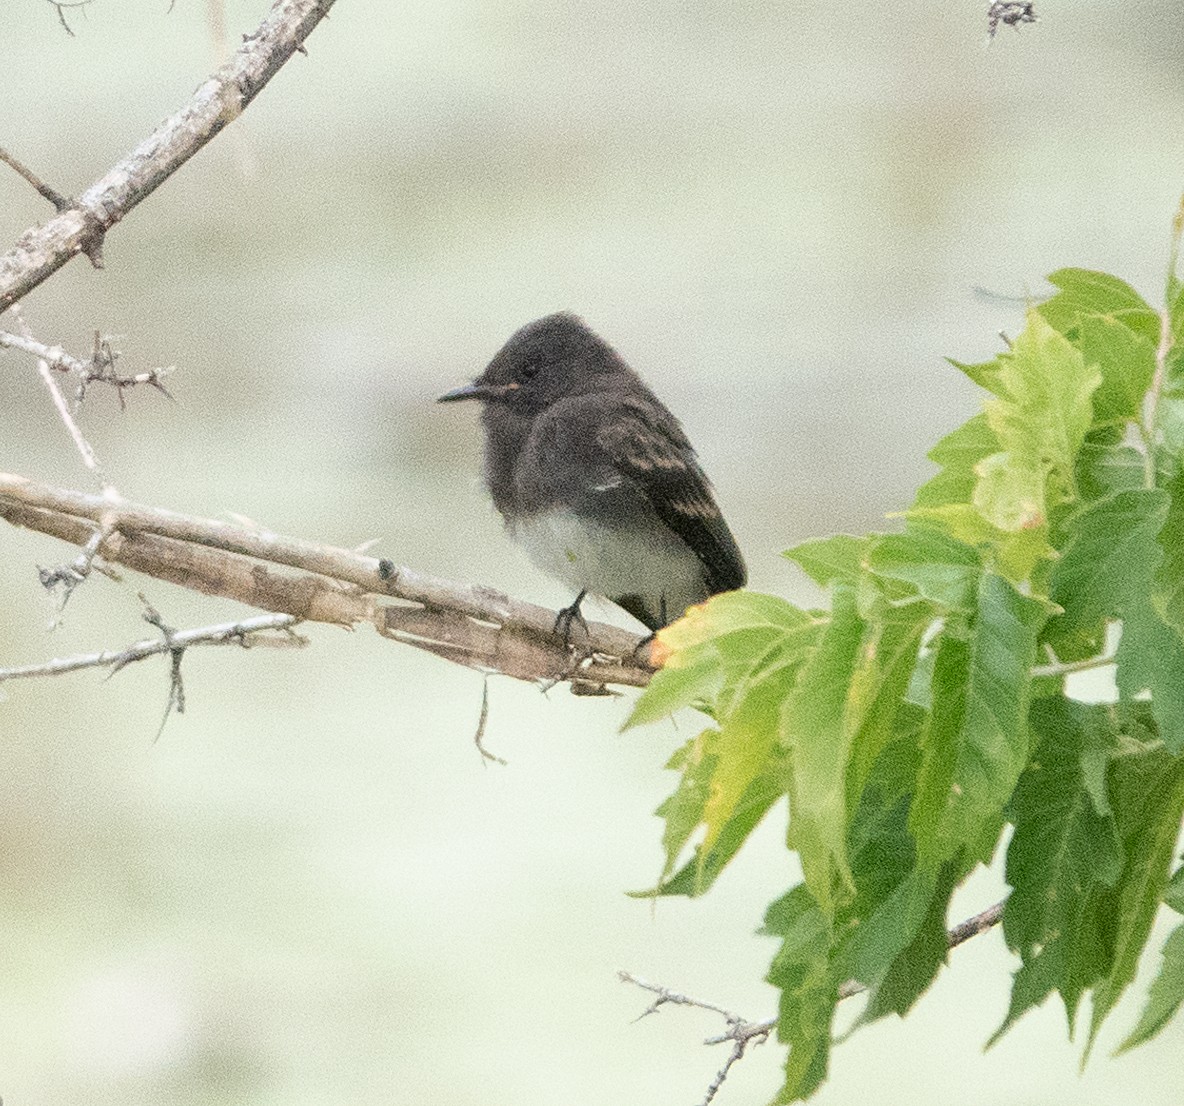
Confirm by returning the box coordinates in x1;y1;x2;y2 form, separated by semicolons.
623;900;1005;1103
8;305;104;478
0;326;175;407
0;0;340;312
0;611;301;683
0;473;654;689
0;145;71;211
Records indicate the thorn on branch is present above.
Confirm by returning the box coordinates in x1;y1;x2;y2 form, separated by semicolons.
0;145;72;213
38;525;108;608
986;2;1037;39
134;594;186;742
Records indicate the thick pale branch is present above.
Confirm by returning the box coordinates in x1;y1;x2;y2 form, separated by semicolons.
0;473;654;689
0;0;339;312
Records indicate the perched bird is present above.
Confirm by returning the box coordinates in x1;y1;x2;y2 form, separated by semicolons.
438;313;746;633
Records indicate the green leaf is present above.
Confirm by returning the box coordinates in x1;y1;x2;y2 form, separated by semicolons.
1151;471;1184;641
1075;431;1146;503
843;607;930;808
994;700;1124;1041
781;586;866;913
1166;864;1184;914
784;534;868;588
914;412;999;510
866;526;981;610
1116;923;1184;1053
1038;268;1159;343
1045;488;1168;662
641;769;784;898
912;573;1046;869
763;885;838;1103
974;314;1100;533
622;658;723;728
624;591;819;730
1077;314;1158;424
949;356;1003;394
1087;747;1184;1055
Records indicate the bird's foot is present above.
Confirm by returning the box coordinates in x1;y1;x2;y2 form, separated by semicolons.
553;589;589;648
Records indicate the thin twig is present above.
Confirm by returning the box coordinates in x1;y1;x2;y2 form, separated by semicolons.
0;327;175;407
623;900;1006;1103
0;612;302;682
473;677;507;765
8;306;103;477
0;145;71;211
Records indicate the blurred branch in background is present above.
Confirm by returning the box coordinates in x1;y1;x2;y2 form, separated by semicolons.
0;473;655;691
0;0;338;313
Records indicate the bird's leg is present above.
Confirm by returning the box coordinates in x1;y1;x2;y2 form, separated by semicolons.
554;589;589;648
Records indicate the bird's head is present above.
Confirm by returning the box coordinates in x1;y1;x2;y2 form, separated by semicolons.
438;312;632;415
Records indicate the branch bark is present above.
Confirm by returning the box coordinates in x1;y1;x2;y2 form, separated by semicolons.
0;473;655;689
0;0;339;313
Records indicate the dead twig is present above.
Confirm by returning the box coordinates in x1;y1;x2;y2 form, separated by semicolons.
0;611;302;683
0;145;72;211
622;900;1005;1104
0;326;175;408
8;305;104;478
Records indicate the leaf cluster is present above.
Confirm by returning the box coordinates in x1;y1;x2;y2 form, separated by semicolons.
627;262;1184;1101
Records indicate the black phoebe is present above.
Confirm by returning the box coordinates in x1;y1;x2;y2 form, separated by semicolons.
438;313;746;632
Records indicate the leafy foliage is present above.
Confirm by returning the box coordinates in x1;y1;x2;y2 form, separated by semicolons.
625;244;1184;1102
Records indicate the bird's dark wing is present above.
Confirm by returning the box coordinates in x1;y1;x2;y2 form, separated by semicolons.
591;400;746;595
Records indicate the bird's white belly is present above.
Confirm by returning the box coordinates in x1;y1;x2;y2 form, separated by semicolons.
511;509;707;618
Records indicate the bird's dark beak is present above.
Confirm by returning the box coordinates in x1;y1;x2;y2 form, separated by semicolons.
437;381;518;403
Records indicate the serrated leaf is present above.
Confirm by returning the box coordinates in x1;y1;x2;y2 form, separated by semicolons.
640;767;785;897
974;314;1100;533
1038;269;1159;343
1116;604;1184;754
781;587;865;913
626;591;820;729
1115;923;1184;1053
1045;488;1168;663
1166;865;1184;915
914;412;998;509
1151;471;1184;641
867;526;981;610
763;885;837;1103
843;607;930;807
783;534;868;588
912;573;1046;869
622;658;723;728
1086;748;1184;1056
994;699;1124;1041
1077;314;1158;424
1075;432;1146;503
949;356;1003;395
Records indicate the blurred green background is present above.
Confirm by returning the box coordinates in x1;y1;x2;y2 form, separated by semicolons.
2;1;1183;1102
